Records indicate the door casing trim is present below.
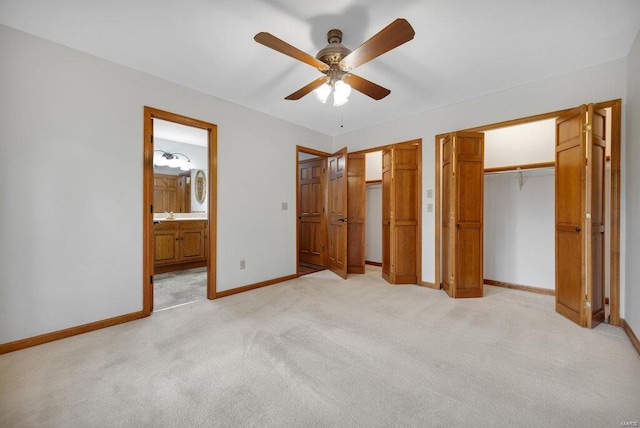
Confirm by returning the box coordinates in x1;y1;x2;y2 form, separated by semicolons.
143;107;218;315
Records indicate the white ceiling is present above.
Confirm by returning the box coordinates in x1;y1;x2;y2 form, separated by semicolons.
1;0;639;137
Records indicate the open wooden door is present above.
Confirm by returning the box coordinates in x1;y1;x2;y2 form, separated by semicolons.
555;104;606;327
298;157;326;267
441;132;484;298
328;148;348;279
347;153;366;274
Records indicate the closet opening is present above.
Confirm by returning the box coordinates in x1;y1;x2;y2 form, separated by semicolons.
435;100;621;327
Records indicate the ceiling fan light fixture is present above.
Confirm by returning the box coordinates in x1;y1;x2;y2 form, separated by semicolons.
333;80;351;106
313;83;331;103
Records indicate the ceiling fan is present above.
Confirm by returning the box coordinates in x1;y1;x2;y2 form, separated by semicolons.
254;18;415;105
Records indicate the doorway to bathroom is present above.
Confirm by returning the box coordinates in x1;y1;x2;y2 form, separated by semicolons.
143;107;218;315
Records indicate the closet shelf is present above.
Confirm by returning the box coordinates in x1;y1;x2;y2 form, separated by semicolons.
484;161;554;174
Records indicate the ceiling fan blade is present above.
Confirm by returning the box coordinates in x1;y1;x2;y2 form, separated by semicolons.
339;19;415;71
254;32;329;72
343;74;390;100
285;77;328;100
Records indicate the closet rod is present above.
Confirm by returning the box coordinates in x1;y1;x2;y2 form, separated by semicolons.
484;161;554;174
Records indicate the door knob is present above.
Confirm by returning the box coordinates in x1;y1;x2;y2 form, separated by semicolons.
575;227;581;232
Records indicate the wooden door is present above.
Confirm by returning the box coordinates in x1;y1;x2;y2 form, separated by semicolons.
382;142;420;284
382;148;392;280
556;105;606;327
441;132;484;298
441;135;453;294
347;153;366;274
588;104;607;327
328;148;348;279
298;157;326;266
555;106;585;325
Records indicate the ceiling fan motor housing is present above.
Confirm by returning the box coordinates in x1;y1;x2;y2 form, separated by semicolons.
316;29;351;66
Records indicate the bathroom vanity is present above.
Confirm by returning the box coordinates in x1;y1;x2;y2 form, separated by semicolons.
153;219;208;274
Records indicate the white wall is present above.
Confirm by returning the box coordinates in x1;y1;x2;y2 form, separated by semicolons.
0;25;332;344
334;57;627;313
364;151;383;264
365;151;382;181
625;30;640;334
484;170;555;289
365;183;383;264
484;119;555;168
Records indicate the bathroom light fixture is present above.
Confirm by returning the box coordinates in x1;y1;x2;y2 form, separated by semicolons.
153;150;193;171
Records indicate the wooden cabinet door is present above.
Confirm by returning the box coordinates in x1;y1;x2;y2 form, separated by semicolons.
180;221;207;262
442;132;484;297
347;153;366;274
154;222;180;265
382;142;420;284
298;157;326;266
328;148;348;279
555;105;606;327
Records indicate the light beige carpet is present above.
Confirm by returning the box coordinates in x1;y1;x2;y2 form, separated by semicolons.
1;266;639;427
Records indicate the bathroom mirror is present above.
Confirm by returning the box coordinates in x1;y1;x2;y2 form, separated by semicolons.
194;169;206;203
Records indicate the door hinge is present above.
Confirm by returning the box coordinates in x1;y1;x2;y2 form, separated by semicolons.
150;275;153;284
150;204;153;214
585;212;591;219
583;124;592;134
150;135;154;144
583;296;591;309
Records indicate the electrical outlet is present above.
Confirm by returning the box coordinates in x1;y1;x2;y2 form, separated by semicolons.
281;202;288;211
427;189;433;199
240;260;246;270
427;203;433;212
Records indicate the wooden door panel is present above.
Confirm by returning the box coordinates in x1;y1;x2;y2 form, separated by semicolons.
393;225;417;283
441;136;452;295
452;132;484;297
382;148;392;280
455;228;482;297
347;153;366;274
556;232;583;323
555;106;586;325
328;148;348;279
588;106;607;326
391;144;419;284
298;157;325;267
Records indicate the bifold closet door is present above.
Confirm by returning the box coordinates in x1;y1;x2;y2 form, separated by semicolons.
441;132;484;298
328;147;348;279
347;153;366;274
382;142;419;284
555;104;606;327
